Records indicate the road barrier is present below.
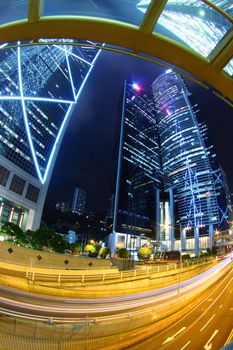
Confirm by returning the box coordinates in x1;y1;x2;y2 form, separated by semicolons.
0;259;231;350
25;259;211;284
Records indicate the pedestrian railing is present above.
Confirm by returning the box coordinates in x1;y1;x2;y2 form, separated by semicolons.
25;259;212;283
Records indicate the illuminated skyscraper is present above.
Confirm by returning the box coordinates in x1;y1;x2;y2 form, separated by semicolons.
152;71;220;255
199;121;233;230
109;81;162;255
0;41;101;230
110;71;231;257
71;187;86;215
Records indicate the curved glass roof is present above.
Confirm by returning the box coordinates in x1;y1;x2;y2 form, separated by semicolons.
0;0;232;102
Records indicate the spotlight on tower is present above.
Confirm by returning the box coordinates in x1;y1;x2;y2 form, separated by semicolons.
132;82;141;92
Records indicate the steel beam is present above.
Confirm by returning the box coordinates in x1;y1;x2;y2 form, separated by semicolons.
139;0;168;35
0;18;232;101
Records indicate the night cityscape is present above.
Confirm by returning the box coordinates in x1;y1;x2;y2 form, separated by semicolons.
0;1;232;350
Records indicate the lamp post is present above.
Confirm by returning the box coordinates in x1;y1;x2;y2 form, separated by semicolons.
177;224;183;298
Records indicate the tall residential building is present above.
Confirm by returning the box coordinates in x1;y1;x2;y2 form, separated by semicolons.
71;188;86;215
0;40;101;230
108;81;162;254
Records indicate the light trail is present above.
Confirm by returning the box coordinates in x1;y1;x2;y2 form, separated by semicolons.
0;257;231;321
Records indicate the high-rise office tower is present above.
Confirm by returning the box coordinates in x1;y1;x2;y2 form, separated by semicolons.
0;40;101;230
108;81;162;255
152;70;220;254
71;188;86;215
199;121;233;230
109;71;230;257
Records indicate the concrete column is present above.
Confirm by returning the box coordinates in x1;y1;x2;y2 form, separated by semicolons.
19;212;24;228
155;189;160;241
0;204;3;223
169;188;174;251
194;227;199;257
209;224;214;251
8;208;14;223
182;228;186;251
110;232;118;257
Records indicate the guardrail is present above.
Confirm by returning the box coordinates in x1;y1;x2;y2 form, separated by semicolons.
0;259;231;350
25;259;211;284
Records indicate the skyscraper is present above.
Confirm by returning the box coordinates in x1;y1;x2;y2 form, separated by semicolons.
108;81;162;255
71;187;86;215
0;40;101;230
199;121;233;230
152;71;220;255
109;72;231;256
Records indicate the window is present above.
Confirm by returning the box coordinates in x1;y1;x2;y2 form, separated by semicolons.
0;165;10;187
9;175;26;195
25;183;40;203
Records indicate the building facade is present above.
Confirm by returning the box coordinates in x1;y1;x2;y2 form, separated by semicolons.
71;187;86;215
109;72;231;256
108;81;162;255
152;71;221;255
0;40;101;230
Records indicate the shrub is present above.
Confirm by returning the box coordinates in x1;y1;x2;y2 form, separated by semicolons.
117;248;129;259
84;244;95;253
99;247;111;258
137;246;151;260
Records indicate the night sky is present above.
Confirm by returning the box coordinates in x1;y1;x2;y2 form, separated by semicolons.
46;49;233;213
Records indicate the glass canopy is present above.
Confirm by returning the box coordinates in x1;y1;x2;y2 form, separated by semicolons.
137;0;232;57
224;58;233;77
0;0;232;99
0;0;28;26
44;0;149;26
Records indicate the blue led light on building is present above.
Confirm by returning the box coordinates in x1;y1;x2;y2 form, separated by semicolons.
109;72;232;257
0;40;101;230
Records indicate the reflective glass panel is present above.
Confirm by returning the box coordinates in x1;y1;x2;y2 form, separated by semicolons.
136;0;232;57
223;58;233;77
0;0;28;25
210;0;233;17
44;0;150;26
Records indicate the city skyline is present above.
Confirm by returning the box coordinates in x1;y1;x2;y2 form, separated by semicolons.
46;49;233;214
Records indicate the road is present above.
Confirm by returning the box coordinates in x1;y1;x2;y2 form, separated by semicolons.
0;258;231;320
126;261;233;350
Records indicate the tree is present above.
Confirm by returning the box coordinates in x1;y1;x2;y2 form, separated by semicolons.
211;245;218;256
117;248;129;259
99;247;111;258
84;244;95;253
0;222;28;246
137;246;151;260
72;243;82;254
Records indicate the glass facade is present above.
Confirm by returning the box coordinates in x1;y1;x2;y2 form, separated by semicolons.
152;71;219;230
0;41;100;184
0;40;101;230
71;188;86;215
111;81;162;237
199;121;233;229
